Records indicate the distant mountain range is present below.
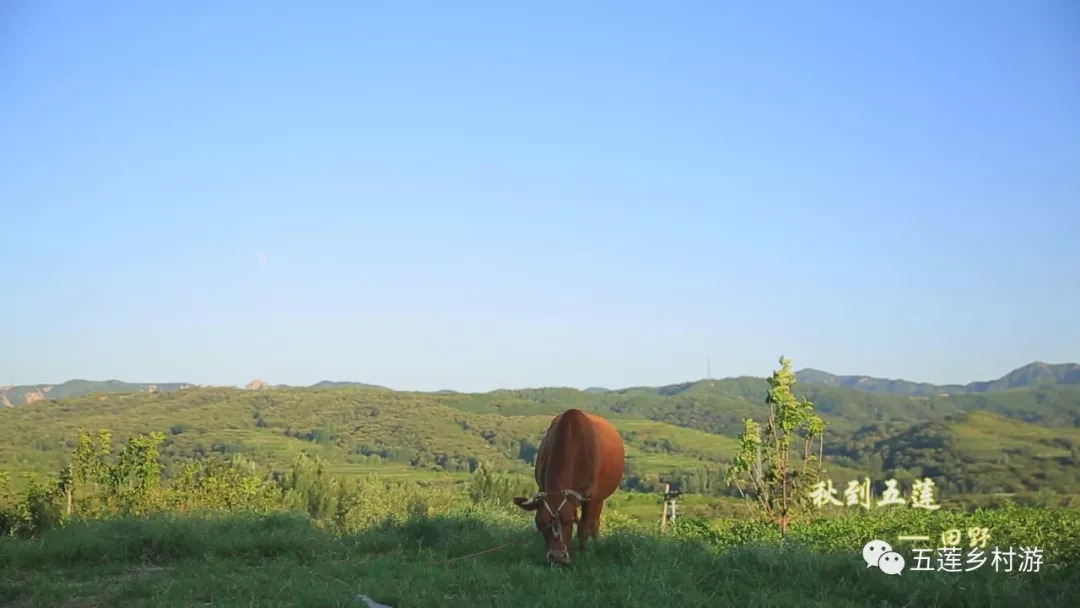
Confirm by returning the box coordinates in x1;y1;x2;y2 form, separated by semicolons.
0;380;197;407
2;361;1077;407
0;379;389;407
794;361;1080;397
245;379;390;391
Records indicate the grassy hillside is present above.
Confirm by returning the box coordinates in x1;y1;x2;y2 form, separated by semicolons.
445;377;1080;432
0;388;540;478
826;411;1080;500
2;381;1079;501
0;386;779;496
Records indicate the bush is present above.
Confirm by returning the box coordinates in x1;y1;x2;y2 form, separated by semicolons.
667;504;1080;567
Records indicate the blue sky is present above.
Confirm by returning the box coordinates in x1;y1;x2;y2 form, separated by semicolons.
2;1;1078;392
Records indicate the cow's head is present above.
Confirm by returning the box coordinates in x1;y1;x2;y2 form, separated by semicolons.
513;490;588;565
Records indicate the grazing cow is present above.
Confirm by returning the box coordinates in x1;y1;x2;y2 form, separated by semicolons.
513;409;626;565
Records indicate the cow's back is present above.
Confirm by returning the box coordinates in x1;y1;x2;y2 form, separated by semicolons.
534;409;625;502
580;411;625;501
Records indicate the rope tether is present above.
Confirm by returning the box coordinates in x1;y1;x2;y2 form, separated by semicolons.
427;537;527;566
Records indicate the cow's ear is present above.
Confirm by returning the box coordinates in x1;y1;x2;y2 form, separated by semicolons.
513;496;541;511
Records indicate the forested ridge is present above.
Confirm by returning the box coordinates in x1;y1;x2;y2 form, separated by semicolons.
3;363;1079;503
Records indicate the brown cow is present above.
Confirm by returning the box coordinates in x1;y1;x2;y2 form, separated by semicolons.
513;409;625;565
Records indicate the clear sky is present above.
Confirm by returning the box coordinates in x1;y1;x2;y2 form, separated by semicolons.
2;1;1078;392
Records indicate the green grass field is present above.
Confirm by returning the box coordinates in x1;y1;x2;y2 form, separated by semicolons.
2;507;1077;607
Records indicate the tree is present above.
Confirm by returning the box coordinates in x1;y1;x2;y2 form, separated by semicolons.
726;356;825;535
107;431;166;516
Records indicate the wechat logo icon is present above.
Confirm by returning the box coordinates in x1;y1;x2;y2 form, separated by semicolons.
862;539;906;575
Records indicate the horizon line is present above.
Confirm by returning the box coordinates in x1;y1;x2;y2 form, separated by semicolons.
3;360;1076;396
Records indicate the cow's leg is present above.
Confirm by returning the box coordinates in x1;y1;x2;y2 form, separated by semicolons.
577;500;604;551
577;502;592;551
589;500;604;540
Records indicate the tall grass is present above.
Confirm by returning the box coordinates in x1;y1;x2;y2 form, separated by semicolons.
2;504;1077;607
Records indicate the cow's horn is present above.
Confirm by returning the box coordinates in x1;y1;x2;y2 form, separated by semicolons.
514;492;545;508
565;490;589;502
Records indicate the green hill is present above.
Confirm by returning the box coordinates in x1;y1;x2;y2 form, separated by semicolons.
444;378;1080;432
2;378;1079;501
825;410;1080;498
0;386;773;496
4;359;1080;504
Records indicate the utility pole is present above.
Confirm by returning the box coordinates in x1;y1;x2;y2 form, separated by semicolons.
660;483;681;533
660;483;670;532
707;356;711;381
